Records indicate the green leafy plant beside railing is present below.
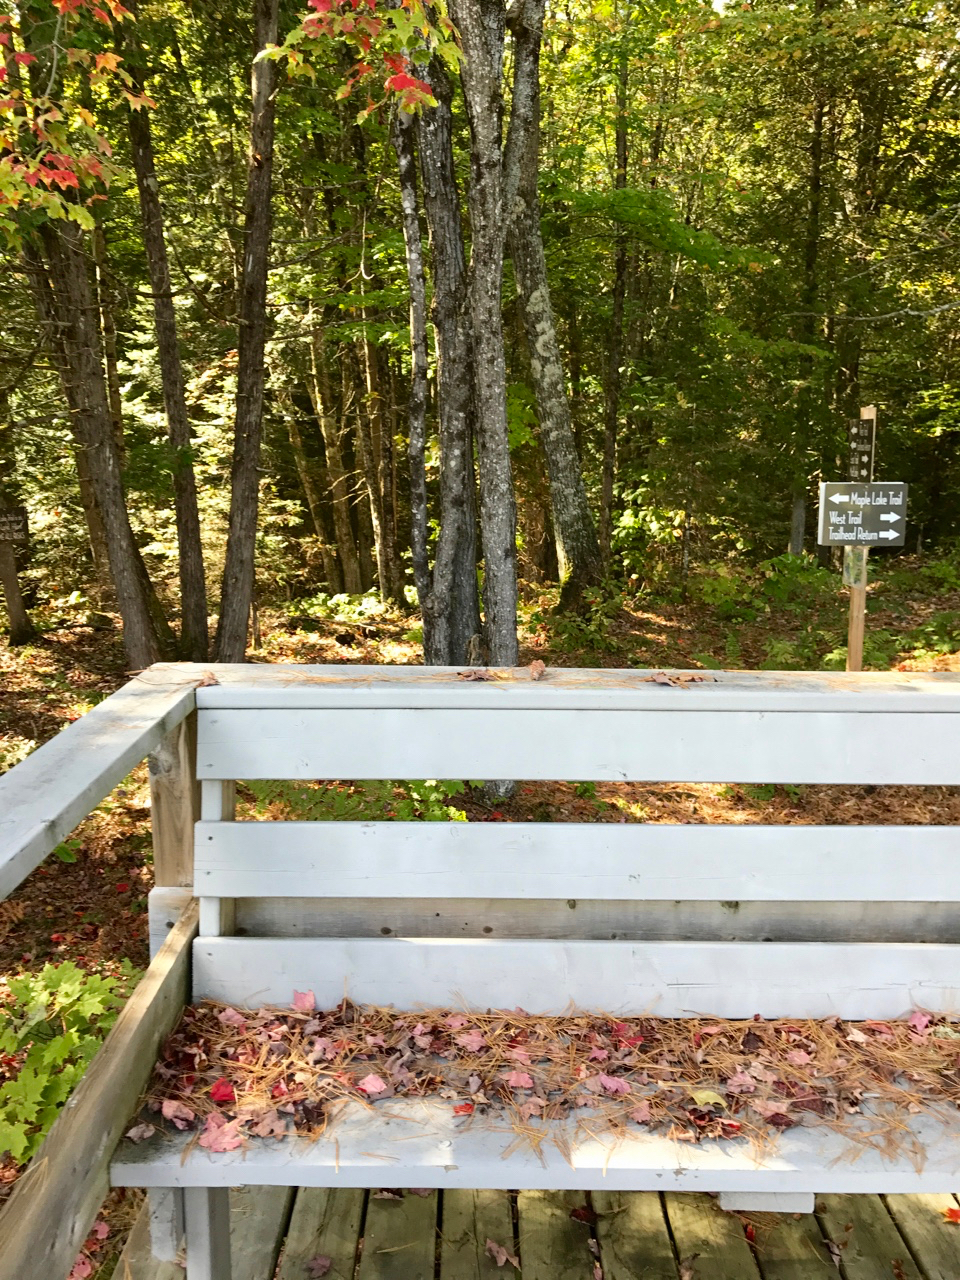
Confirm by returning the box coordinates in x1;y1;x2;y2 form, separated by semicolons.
0;961;140;1165
242;778;468;823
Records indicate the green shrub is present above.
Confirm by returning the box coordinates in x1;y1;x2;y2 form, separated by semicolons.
0;961;140;1165
243;778;468;823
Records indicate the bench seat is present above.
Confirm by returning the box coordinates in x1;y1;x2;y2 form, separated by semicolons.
112;1096;960;1194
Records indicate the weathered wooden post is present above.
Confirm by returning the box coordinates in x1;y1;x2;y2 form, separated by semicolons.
146;712;200;1262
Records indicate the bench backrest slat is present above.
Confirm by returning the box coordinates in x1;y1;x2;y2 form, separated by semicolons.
196;707;960;784
194;821;960;902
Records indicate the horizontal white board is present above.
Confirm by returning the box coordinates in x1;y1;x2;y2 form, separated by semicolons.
196;709;960;784
195;821;960;902
184;662;960;713
192;937;960;1019
112;1096;960;1194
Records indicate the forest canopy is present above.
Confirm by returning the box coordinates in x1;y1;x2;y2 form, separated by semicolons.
0;0;958;665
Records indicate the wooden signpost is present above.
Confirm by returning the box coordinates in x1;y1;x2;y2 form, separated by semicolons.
816;407;908;672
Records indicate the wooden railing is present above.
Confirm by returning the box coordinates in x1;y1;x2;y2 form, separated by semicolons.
0;665;206;1280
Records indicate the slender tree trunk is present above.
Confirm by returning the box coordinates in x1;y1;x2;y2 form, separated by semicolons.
599;49;629;566
504;0;602;609
307;328;362;593
214;0;280;662
127;79;209;658
91;226;125;463
416;57;482;663
287;403;343;593
24;228;164;669
359;327;403;601
450;0;518;666
392;109;431;618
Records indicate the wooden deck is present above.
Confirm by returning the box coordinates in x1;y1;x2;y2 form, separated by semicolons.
119;1187;960;1279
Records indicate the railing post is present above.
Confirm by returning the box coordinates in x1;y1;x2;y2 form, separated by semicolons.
146;709;199;1262
148;710;200;889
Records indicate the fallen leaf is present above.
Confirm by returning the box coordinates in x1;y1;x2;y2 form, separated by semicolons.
196;671;219;687
502;1070;534;1089
941;1207;960;1224
726;1070;757;1094
785;1049;813;1066
679;1253;700;1280
161;1099;195;1130
373;1189;403;1200
67;1258;93;1280
593;1264;603;1280
455;1029;487;1053
529;659;546;680
210;1077;236;1103
631;1101;652;1123
485;1238;520;1269
909;1010;933;1035
598;1073;631;1096
217;1007;247;1028
409;1188;433;1196
198;1112;244;1152
445;1014;469;1029
570;1206;598;1224
458;669;493;681
250;1108;286;1138
689;1089;726;1109
293;990;316;1012
358;1073;388;1095
825;1240;843;1269
91;1222;110;1241
306;1256;332;1278
125;1123;155;1143
453;1102;475;1115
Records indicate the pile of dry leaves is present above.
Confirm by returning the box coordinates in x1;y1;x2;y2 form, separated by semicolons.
128;998;960;1158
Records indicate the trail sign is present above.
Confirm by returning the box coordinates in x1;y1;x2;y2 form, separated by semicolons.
0;505;28;544
849;414;875;482
817;482;907;547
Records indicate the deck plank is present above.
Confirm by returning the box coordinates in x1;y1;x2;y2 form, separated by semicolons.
593;1191;677;1279
439;1189;516;1279
816;1194;923;1280
516;1190;593;1280
664;1193;761;1280
882;1195;960;1280
748;1211;835;1280
356;1190;437;1280
276;1188;365;1280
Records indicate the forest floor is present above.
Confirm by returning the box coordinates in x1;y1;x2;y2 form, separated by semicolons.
1;559;960;1269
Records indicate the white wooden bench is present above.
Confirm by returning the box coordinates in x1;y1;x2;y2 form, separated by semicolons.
108;665;960;1280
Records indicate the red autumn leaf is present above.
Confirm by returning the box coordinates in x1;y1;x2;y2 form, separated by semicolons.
293;989;316;1011
198;1112;244;1152
115;881;130;892
13;52;37;66
357;1073;388;1095
210;1077;236;1103
453;1102;474;1115
161;1099;195;1130
942;1207;960;1224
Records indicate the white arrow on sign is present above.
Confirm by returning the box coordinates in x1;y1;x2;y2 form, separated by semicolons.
878;530;899;540
829;493;851;504
879;512;901;523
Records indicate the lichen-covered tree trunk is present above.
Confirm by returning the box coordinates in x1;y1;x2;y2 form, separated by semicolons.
392;109;432;621
127;74;209;658
415;58;482;664
450;0;518;666
214;0;279;662
504;0;603;610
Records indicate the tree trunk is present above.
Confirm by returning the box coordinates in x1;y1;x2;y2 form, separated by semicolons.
73;442;112;592
392;109;431;618
416;57;482;663
504;0;602;609
0;543;33;646
788;493;806;556
599;49;629;566
24;228;164;669
450;0;518;666
127;77;210;659
214;0;280;662
359;329;404;601
307;325;363;594
91;226;125;463
287;402;343;593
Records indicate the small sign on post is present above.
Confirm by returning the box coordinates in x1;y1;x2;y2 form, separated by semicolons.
816;407;907;672
0;505;28;544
